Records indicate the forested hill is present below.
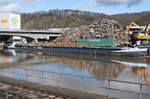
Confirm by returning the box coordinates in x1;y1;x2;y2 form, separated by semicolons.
21;10;150;29
21;9;107;29
111;11;150;26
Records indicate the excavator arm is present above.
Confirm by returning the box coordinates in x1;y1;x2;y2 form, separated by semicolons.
125;22;149;46
146;24;150;33
125;21;141;34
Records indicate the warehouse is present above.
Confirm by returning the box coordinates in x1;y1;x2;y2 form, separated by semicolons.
0;12;21;30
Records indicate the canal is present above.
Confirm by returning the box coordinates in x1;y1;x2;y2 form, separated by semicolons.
0;49;150;99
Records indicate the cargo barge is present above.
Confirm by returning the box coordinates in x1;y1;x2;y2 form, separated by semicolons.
3;37;148;56
11;45;147;57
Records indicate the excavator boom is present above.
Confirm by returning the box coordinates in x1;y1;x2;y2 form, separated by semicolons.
125;22;141;34
125;21;149;46
146;24;150;33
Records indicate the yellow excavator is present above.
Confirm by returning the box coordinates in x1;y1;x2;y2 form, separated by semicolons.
146;23;150;34
125;22;150;47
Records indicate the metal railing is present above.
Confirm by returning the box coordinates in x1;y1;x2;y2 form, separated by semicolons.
0;67;150;99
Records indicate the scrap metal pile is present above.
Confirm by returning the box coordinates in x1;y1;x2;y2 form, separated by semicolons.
52;18;128;45
26;18;128;47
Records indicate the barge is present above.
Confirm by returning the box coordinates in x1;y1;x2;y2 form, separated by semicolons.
11;45;148;57
3;37;148;56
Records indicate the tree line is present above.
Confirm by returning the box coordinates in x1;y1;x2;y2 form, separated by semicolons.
21;9;150;29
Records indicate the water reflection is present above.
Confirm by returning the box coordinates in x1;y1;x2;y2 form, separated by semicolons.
0;49;34;68
1;49;150;84
0;49;150;99
38;55;150;84
44;56;125;79
112;60;148;67
1;49;150;83
127;67;150;84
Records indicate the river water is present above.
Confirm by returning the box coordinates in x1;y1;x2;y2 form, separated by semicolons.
0;49;150;99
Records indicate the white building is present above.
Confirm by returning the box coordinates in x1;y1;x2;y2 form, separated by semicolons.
0;12;21;30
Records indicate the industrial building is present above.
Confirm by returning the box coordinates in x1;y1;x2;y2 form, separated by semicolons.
0;12;21;30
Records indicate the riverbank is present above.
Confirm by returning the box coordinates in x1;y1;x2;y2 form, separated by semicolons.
0;48;150;99
0;76;118;99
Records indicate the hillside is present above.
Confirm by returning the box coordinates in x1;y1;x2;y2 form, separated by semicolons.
21;9;107;29
21;10;150;29
111;11;150;26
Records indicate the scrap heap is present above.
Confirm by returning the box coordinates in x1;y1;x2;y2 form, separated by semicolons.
52;27;82;44
52;18;128;47
84;18;128;42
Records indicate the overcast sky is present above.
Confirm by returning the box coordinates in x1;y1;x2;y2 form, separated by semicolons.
0;0;149;15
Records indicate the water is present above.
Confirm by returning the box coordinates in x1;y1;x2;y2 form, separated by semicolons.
0;49;150;99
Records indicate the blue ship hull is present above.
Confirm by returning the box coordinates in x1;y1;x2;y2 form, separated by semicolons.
13;45;147;57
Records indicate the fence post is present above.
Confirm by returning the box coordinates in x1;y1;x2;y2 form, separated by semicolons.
108;79;111;98
12;68;15;78
58;73;62;88
25;68;28;81
140;84;142;99
41;71;44;84
80;76;84;92
6;92;8;99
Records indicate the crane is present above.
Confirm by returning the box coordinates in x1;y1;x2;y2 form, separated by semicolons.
125;22;149;47
125;22;141;34
145;24;150;33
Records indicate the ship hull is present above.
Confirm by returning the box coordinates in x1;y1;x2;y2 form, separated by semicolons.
13;45;147;57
